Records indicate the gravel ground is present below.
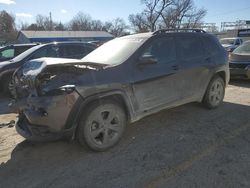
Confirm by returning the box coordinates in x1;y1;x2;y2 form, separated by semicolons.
0;80;249;188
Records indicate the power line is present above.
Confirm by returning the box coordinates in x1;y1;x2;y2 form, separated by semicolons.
209;6;250;17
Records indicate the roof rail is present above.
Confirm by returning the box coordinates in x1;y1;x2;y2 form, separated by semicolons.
153;29;206;35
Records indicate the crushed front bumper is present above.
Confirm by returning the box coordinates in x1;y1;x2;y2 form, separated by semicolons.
12;91;80;141
16;114;63;141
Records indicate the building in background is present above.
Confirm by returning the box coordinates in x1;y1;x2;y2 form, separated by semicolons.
17;31;114;44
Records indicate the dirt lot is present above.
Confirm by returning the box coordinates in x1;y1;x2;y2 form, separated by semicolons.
0;81;249;188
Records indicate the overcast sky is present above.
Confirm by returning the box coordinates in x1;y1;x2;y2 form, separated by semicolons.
0;0;250;28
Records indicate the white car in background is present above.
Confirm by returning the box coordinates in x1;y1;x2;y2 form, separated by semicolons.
220;37;243;52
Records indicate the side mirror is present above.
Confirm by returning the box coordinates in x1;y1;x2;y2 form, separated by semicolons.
138;55;158;65
45;85;76;96
59;85;76;94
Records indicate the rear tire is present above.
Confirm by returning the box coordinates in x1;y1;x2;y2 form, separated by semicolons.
203;75;225;109
77;100;127;151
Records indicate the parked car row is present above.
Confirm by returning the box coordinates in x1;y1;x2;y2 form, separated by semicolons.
9;29;230;151
220;37;243;52
229;41;250;79
0;42;97;95
219;37;250;79
0;43;38;62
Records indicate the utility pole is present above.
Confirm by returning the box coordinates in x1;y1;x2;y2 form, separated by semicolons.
49;12;52;31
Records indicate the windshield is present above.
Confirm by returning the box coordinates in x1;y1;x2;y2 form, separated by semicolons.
81;37;146;65
11;45;43;62
233;42;250;55
220;39;235;45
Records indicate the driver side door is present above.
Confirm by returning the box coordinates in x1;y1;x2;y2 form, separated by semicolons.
132;36;181;112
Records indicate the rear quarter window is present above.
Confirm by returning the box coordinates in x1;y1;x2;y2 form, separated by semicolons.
201;35;221;55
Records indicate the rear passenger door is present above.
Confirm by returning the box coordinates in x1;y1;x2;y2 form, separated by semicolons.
176;34;212;100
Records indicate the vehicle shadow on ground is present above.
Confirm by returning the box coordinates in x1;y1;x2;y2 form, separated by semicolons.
230;79;250;88
0;101;250;187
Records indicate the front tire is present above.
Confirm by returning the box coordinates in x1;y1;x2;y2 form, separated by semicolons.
77;100;127;151
203;76;225;109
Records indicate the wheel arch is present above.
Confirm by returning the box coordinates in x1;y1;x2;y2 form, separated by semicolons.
202;71;226;105
215;71;226;84
64;90;135;133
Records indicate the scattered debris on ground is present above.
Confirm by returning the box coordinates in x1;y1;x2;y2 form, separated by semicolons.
0;120;15;128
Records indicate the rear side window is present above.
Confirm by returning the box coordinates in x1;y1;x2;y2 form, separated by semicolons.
177;35;204;59
202;35;221;55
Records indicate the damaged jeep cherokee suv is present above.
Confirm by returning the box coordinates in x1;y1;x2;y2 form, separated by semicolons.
12;29;229;151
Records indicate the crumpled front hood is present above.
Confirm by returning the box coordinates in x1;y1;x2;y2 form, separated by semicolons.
33;57;84;66
13;57;100;99
18;57;101;78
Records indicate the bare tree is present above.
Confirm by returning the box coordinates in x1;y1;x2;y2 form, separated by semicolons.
19;22;29;30
128;13;149;33
68;12;92;31
90;20;104;31
104;18;128;37
129;0;206;32
129;0;174;33
0;10;16;33
0;10;17;43
141;0;173;31
160;0;206;29
36;14;54;30
183;8;207;28
54;22;66;31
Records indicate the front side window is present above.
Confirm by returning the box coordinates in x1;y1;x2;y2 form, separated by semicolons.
141;37;176;64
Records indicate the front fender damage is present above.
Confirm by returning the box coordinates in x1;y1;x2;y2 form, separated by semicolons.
11;58;101;141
